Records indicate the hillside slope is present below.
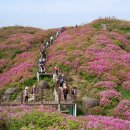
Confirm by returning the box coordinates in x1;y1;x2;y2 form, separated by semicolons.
0;26;56;90
0;19;130;120
46;18;130;119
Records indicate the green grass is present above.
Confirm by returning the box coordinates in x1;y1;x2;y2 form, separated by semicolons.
59;63;71;73
41;77;54;89
0;50;9;59
116;85;130;99
9;92;19;101
23;76;37;87
11;49;22;59
119;26;130;33
79;71;100;83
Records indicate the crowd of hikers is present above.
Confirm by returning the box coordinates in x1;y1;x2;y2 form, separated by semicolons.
23;27;77;103
38;27;65;74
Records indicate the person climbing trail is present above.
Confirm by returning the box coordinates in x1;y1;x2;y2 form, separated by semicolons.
60;27;65;33
42;57;46;64
50;36;54;44
40;45;45;52
40;50;47;59
53;73;58;82
71;87;77;99
63;82;67;89
63;86;68;101
57;75;64;88
38;59;46;73
31;85;37;101
24;87;29;103
55;31;59;38
44;41;49;48
54;65;59;75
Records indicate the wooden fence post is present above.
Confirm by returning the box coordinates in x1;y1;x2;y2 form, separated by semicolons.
41;88;43;105
37;72;40;82
58;89;61;111
21;91;23;104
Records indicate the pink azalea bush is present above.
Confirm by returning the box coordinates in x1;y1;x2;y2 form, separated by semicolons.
18;52;32;58
0;62;34;87
113;100;130;120
0;59;6;68
110;32;130;49
0;42;32;50
125;72;130;80
99;90;121;106
55;31;73;43
85;33;130;76
95;81;117;89
9;33;33;43
80;115;130;129
122;81;130;91
0;105;57;119
87;59;112;75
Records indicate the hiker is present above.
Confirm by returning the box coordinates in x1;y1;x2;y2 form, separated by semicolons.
75;24;78;28
39;64;45;73
38;59;45;73
40;45;45;52
42;57;46;65
50;36;54;44
24;87;29;103
57;75;64;88
63;86;68;101
39;59;44;65
71;87;77;99
53;73;58;82
40;50;47;59
31;85;37;101
54;65;59;75
45;41;49;48
63;82;67;90
60;27;65;33
55;31;59;38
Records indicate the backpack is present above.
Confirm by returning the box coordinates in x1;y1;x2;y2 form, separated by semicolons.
59;78;64;84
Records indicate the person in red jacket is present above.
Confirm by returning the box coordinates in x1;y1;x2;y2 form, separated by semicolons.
54;65;59;75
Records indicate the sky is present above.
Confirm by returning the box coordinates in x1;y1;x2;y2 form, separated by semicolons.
0;0;130;29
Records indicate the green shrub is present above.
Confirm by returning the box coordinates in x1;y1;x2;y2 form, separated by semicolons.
59;63;71;72
15;39;21;43
113;40;122;46
11;49;22;59
23;77;37;86
41;77;54;88
10;112;80;130
87;36;93;46
119;25;130;33
113;40;129;52
9;92;19;101
0;117;10;130
66;45;75;52
56;46;64;51
116;85;130;99
79;71;99;83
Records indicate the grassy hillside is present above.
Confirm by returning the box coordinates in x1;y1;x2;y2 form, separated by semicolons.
46;18;130;119
0;26;56;91
0;18;130;123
